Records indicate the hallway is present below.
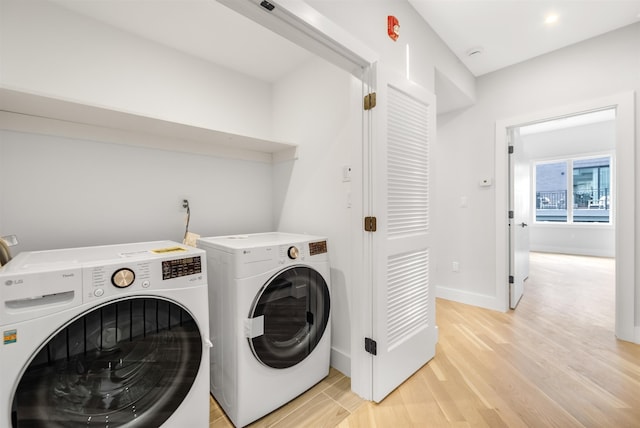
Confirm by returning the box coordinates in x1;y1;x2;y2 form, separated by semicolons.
340;252;638;427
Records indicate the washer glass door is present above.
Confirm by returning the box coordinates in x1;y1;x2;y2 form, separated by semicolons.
12;297;202;427
249;266;330;369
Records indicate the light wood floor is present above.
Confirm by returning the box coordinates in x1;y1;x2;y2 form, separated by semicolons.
210;252;640;427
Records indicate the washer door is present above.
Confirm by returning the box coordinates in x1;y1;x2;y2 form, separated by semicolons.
12;297;202;427
249;266;330;369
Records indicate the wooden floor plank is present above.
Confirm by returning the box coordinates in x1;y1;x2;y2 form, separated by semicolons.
270;394;350;428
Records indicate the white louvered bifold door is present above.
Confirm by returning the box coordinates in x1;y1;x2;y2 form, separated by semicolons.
372;69;437;402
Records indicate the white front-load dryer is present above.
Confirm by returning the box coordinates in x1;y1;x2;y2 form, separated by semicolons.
0;241;210;427
197;232;331;427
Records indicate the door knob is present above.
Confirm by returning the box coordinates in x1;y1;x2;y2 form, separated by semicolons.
520;222;528;228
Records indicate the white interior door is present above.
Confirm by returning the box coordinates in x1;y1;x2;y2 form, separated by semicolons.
368;65;437;402
509;128;530;309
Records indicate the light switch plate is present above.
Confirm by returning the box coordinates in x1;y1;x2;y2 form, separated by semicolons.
342;166;352;182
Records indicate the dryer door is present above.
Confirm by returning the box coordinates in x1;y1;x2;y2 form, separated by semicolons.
249;266;330;369
11;297;202;427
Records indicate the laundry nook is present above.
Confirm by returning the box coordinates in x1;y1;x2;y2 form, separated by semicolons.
1;0;639;427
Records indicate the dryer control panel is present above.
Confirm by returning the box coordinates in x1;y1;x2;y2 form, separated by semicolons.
197;232;328;279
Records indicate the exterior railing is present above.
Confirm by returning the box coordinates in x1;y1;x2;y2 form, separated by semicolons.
535;188;610;223
536;191;567;209
536;189;609;209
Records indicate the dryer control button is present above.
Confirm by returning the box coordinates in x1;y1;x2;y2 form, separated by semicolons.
288;246;299;259
142;280;151;288
94;288;104;297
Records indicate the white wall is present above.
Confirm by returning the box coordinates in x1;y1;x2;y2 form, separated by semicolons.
435;23;639;325
0;130;274;252
0;0;281;253
0;0;273;140
0;0;362;375
0;0;357;374
523;120;615;257
271;57;358;375
307;0;475;104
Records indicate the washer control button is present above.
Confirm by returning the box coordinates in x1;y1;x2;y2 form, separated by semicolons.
94;288;104;297
112;268;135;288
142;280;151;288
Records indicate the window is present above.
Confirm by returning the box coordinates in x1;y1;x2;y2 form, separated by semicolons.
535;156;611;224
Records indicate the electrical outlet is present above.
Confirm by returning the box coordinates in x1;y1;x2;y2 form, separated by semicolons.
452;261;460;272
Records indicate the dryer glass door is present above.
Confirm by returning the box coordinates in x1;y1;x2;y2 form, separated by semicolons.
249;266;330;369
12;297;202;427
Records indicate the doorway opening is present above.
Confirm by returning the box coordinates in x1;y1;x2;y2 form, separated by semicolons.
509;108;616;323
495;92;635;343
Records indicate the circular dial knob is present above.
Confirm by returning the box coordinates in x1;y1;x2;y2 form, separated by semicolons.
287;246;299;260
112;268;135;288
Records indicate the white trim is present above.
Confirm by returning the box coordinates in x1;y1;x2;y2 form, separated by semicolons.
531;222;614;230
528;245;614;258
350;64;375;400
495;92;635;342
495;123;511;312
330;347;351;377
436;286;506;312
216;0;377;77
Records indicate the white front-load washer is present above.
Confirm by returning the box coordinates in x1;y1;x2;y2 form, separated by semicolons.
197;232;331;427
0;241;210;427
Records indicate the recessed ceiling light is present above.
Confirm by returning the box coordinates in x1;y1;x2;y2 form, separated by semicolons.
545;14;559;24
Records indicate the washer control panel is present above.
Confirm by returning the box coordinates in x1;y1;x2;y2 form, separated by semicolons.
0;241;206;323
162;256;202;280
83;253;204;302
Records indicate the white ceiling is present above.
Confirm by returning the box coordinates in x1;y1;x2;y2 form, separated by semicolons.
51;0;640;80
410;0;640;76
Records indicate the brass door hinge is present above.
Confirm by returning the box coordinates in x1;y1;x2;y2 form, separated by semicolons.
364;92;377;110
364;216;377;232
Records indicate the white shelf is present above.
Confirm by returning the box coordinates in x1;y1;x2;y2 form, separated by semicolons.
0;87;297;163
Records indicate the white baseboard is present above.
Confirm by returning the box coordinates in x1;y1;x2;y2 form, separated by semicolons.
330;347;350;377
530;245;614;258
636;326;640;345
436;285;507;312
